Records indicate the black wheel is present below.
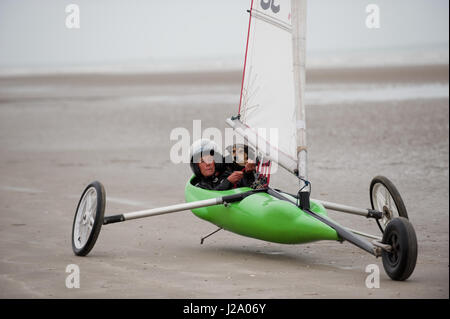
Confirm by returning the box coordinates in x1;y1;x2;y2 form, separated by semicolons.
381;217;418;281
370;175;408;232
71;181;105;256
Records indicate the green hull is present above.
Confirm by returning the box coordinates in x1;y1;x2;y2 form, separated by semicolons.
185;177;339;244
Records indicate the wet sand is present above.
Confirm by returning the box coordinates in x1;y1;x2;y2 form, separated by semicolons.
0;65;448;298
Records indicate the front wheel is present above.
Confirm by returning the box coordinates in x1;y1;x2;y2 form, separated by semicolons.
381;217;418;281
71;181;105;256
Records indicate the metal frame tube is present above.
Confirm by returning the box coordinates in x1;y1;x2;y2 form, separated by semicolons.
103;189;263;225
344;227;382;241
311;198;370;217
102;186;381;256
123;198;221;221
273;190;372;217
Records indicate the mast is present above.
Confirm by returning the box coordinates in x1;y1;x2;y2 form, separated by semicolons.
292;0;308;185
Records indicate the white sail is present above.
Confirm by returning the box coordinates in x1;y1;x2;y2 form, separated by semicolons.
227;0;307;177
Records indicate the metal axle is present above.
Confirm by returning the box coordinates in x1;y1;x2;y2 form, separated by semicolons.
313;199;371;216
274;189;383;219
103;189;265;225
102;187;383;257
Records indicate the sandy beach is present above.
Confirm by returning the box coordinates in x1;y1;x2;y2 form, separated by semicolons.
0;64;448;298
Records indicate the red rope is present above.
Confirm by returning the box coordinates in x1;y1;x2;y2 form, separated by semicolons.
266;161;272;185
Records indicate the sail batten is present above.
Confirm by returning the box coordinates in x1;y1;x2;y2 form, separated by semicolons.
251;9;292;33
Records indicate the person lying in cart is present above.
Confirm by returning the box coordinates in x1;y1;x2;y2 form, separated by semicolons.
190;139;244;190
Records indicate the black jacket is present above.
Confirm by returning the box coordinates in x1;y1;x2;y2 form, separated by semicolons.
223;163;256;188
195;171;233;191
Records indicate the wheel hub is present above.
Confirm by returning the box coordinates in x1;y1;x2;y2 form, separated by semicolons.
82;213;88;225
386;232;400;266
382;205;393;225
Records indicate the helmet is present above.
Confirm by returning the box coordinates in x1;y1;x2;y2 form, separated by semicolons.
190;139;224;177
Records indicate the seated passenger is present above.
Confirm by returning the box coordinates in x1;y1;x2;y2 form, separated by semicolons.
190;139;243;190
224;143;257;188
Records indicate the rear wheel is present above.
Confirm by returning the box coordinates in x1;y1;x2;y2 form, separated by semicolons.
72;181;105;256
381;217;418;281
370;176;408;232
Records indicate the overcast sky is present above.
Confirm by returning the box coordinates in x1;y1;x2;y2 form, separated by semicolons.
0;0;448;69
